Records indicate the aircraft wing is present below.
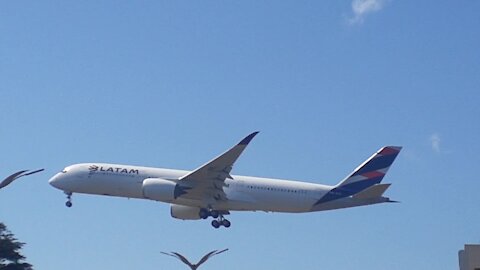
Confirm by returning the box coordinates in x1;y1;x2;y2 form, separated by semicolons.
176;132;258;204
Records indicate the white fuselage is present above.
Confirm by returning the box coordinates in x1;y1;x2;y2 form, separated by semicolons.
47;134;399;229
49;163;336;213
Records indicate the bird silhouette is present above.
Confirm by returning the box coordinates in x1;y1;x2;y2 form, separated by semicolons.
0;169;44;190
161;249;228;270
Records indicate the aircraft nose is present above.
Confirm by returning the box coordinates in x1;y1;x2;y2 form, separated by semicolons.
49;173;63;189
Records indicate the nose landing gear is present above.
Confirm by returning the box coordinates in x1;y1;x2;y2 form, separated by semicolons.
65;192;73;207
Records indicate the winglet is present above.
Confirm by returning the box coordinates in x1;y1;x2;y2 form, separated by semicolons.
238;131;259;145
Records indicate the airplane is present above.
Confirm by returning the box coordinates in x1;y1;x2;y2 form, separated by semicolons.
49;132;402;229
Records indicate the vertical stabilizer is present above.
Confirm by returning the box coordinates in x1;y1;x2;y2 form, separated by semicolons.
314;146;401;205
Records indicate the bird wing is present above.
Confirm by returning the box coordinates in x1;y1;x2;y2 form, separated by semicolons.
214;248;229;255
170;252;195;267
0;170;28;189
23;168;45;176
160;251;178;258
195;250;219;267
0;169;44;190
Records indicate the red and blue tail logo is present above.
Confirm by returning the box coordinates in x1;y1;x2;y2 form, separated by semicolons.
314;146;402;205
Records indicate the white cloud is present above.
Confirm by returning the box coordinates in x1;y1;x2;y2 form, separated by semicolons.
430;133;441;153
348;0;387;25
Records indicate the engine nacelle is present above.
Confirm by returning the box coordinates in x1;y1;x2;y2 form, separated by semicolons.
142;178;176;202
170;204;201;220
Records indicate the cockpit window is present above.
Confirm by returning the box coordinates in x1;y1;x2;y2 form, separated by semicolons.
62;167;70;173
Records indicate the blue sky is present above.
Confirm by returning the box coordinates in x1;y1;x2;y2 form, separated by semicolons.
1;1;480;269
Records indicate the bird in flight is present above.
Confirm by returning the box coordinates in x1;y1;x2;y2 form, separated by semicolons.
0;169;44;190
160;249;228;270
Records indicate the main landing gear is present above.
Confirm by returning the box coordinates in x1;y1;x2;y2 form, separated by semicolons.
65;191;73;208
211;216;231;229
199;208;231;229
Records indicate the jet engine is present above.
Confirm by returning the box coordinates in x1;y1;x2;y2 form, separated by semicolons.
142;178;176;202
170;204;201;220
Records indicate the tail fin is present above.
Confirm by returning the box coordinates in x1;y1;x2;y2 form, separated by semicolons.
336;146;402;191
314;146;401;205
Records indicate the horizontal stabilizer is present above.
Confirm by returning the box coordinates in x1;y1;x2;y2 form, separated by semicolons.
353;183;391;199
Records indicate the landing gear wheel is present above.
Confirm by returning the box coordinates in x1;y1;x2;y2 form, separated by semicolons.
211;220;220;228
222;219;231;228
199;209;209;219
65;192;72;208
210;210;219;219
